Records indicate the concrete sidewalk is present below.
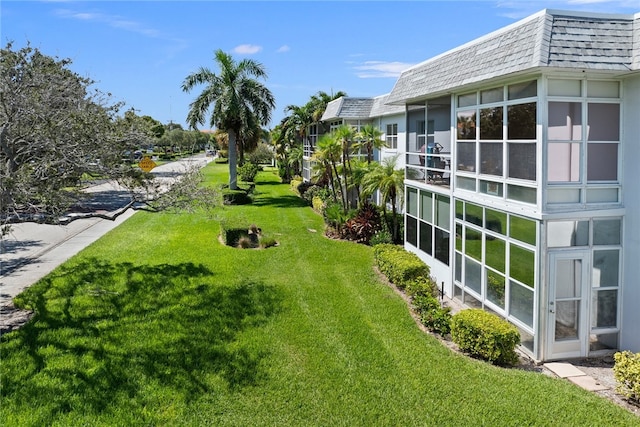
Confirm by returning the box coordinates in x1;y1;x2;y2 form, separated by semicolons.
0;209;136;302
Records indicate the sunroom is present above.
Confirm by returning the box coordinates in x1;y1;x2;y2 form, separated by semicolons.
387;9;639;361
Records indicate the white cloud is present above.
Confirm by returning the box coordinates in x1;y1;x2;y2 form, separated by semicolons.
234;44;262;55
276;45;290;53
353;61;415;78
55;9;161;38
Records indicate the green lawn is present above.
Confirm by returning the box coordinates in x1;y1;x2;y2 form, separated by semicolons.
1;164;638;426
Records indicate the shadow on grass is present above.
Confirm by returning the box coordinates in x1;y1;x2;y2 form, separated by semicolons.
251;193;309;209
2;258;283;419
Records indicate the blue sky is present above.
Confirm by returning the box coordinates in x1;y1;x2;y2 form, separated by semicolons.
3;1;638;129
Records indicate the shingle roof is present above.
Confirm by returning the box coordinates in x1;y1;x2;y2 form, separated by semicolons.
320;97;375;121
387;9;639;105
369;94;405;117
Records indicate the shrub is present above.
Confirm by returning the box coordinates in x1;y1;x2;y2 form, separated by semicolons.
412;293;452;335
214;157;229;164
405;276;439;299
343;203;382;244
237;162;260;182
370;227;393;246
322;201;354;235
451;309;520;366
311;196;325;214
296;181;316;200
247;143;274;165
373;244;430;290
290;177;303;195
222;189;252;205
613;351;640;402
302;184;330;205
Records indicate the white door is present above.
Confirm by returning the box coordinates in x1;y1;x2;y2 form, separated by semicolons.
547;251;590;360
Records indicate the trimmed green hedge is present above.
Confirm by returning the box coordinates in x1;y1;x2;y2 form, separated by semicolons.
451;309;520;366
373;244;430;290
614;351;640;401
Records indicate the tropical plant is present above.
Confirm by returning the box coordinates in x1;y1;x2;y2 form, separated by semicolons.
182;49;275;189
361;155;405;243
356;124;387;164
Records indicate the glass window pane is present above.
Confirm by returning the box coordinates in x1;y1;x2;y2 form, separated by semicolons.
456;223;462;251
590;333;618;351
435;229;450;265
481;87;503;104
485;209;506;236
556;300;579;340
507;184;537;204
587;143;617;181
587;81;619;98
457;110;476;140
593;219;621;245
480;143;503;176
510;281;534;328
464;291;483;308
436;195;450;231
508;102;537;140
586;188;618;203
464;256;482;294
555;259;582;298
508;143;536;180
419;222;433;255
479;180;503;197
455;200;464;220
480;107;503;140
548;79;581;97
486;269;506;308
593;250;619;288
592;290;617;328
465;227;482;261
455;252;462;282
547;188;581;204
407;187;418;216
465;203;483;227
548;143;580;182
548;102;582;141
406;216;417;246
508;80;537;100
420;191;432;222
485;237;505;272
510;216;537;245
547;221;589;247
510;244;535;288
456;176;476;191
458;93;477;108
587;103;620;141
457;141;476;172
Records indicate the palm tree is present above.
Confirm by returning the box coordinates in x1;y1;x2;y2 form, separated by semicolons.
312;133;343;206
356;124;387;164
361;155;405;242
182;49;275;189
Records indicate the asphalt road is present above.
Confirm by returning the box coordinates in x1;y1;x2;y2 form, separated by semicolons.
0;154;213;304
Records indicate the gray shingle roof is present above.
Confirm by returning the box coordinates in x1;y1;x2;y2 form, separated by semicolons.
320;94;405;121
387;9;639;105
320;97;375;121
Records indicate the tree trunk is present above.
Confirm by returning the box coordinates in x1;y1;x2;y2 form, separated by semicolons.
228;129;238;190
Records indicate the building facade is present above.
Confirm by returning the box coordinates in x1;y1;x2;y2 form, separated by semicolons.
307;9;639;362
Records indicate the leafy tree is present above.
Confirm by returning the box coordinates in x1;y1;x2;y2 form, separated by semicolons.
0;42;217;230
361;155;405;242
182;50;275;189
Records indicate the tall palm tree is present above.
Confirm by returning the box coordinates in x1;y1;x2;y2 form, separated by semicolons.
356;124;387;164
312;133;343;206
182;49;275;189
361;155;405;242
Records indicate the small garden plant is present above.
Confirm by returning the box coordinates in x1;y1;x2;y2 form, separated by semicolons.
614;351;640;403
